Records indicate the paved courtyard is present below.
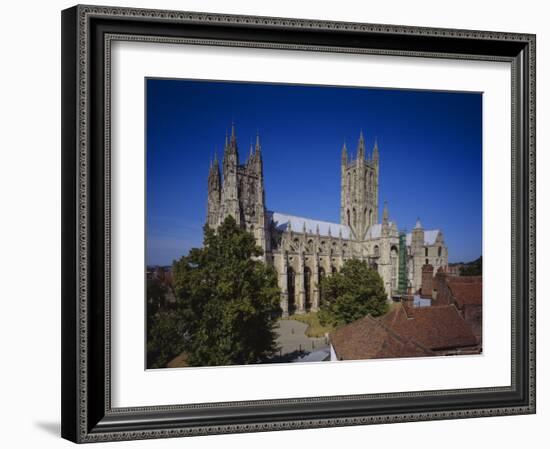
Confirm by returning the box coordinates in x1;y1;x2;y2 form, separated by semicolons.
272;319;330;362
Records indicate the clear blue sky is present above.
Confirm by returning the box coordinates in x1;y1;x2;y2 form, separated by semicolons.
146;78;482;266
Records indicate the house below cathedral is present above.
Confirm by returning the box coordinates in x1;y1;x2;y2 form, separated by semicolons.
206;124;449;316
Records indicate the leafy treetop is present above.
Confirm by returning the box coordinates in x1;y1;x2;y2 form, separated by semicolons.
319;259;388;327
171;215;281;367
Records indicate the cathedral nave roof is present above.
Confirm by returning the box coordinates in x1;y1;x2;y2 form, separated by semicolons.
268;211;351;239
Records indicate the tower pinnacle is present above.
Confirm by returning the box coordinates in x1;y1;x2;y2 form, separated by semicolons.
373;138;379;161
342;142;348;164
358;129;365;160
255;131;262;159
229;121;237;148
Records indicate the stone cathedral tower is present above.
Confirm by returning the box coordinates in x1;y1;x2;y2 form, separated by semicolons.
340;131;379;240
206;124;269;258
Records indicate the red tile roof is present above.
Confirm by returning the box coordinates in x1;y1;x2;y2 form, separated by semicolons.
329;315;434;360
381;304;478;351
447;279;482;306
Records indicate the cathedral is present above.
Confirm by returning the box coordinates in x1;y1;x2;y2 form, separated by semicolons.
206;124;449;316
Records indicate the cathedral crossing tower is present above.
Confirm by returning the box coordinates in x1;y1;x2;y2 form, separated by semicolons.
340;131;379;240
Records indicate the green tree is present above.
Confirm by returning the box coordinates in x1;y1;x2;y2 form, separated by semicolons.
318;259;388;327
146;278;168;326
146;278;178;368
171;215;281;366
147;309;186;369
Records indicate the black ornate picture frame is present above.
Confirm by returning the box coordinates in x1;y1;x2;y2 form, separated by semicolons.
61;4;536;443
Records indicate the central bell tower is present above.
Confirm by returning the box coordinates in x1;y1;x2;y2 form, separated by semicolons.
340;131;379;239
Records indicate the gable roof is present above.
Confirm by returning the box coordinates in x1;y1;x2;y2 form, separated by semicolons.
405;229;441;246
381;304;478;351
268;211;352;239
330;315;434;360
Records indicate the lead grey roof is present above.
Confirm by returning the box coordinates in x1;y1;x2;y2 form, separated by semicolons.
406;229;441;246
268;211;351;239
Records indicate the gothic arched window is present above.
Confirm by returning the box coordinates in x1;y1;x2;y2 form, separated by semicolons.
369;209;373;226
438;246;442;257
347;209;350;226
374;245;380;257
425;247;429;257
353;208;357;228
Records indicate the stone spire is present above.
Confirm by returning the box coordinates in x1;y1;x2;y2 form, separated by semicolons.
414;217;423;229
209;149;220;179
207;148;221;227
358;129;365;160
255;131;261;153
254;131;262;166
373;137;379;163
223;122;238;169
341;141;348;165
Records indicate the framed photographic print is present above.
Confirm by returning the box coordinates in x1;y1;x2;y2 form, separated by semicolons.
61;4;536;443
